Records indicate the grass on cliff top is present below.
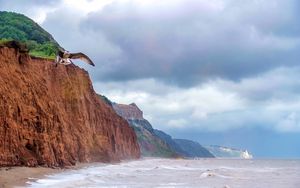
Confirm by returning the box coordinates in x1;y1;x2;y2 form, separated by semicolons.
0;38;10;43
27;41;57;60
29;50;56;60
0;39;57;60
0;11;60;59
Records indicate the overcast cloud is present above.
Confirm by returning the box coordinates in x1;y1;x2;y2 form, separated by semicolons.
1;0;300;155
82;0;300;86
95;66;300;133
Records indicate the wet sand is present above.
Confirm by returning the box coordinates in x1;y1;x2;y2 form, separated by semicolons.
0;166;61;188
0;162;104;188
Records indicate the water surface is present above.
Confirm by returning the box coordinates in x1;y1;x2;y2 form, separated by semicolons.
27;158;300;188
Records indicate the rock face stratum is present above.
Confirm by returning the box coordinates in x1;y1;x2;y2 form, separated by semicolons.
0;45;140;167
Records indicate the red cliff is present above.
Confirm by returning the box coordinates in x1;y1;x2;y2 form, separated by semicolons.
0;45;140;167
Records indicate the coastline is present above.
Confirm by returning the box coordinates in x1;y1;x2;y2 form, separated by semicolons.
0;159;144;188
1;158;299;188
0;162;111;188
0;166;63;188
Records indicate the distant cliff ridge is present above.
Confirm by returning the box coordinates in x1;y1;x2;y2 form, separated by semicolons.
173;139;214;158
0;45;140;167
113;103;178;157
154;130;214;158
205;145;253;159
112;102;214;158
130;119;178;157
113;103;143;120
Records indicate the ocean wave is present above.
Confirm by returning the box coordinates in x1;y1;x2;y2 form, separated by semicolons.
26;159;300;188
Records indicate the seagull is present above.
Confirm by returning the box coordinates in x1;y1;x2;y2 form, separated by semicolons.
56;48;95;66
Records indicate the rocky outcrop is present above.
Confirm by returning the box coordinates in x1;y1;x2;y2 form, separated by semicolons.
113;103;143;120
113;103;178;157
0;45;140;167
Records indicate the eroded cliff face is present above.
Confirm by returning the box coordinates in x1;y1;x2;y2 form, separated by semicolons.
113;103;178;157
113;103;143;120
0;46;140;167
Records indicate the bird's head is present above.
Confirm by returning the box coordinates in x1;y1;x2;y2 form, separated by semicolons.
57;48;65;57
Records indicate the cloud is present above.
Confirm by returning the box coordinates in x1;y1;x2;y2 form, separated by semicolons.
80;0;300;86
95;66;300;133
276;112;300;132
0;0;62;23
167;119;188;129
212;66;300;101
0;0;59;6
7;0;298;87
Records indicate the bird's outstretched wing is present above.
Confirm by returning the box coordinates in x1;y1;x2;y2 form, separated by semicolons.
69;52;95;66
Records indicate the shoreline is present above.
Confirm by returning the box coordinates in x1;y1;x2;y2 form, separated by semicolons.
1;158;299;187
0;166;62;188
0;163;95;188
1;158;298;188
0;159;135;188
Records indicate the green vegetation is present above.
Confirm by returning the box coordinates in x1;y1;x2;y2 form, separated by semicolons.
27;41;58;59
98;94;113;106
0;38;10;43
133;125;177;157
0;11;60;59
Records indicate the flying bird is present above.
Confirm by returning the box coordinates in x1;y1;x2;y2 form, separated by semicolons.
56;48;95;66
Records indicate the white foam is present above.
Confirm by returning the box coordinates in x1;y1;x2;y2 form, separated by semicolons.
26;159;300;188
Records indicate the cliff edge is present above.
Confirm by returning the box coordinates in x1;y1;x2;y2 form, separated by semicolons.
113;103;178;157
0;45;140;167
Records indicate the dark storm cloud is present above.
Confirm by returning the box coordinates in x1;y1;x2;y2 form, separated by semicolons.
80;0;300;87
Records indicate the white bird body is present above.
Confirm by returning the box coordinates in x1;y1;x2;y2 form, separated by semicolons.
56;54;72;65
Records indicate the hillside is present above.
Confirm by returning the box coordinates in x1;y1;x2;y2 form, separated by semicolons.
0;43;140;167
113;103;178;157
154;130;214;158
0;11;60;59
112;102;214;158
173;139;214;158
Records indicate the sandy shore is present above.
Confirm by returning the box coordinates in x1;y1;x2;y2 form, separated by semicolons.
0;166;64;188
0;162;104;188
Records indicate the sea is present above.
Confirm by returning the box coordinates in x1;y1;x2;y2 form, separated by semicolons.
26;158;300;188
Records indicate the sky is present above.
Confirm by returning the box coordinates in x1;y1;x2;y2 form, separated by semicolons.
1;0;300;158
